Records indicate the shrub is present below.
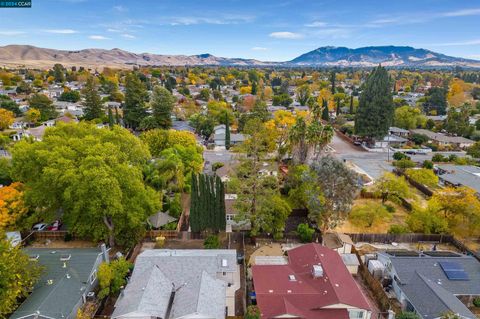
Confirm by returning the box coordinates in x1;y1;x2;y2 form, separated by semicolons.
393;152;409;161
245;305;261;319
64;232;73;242
473;297;480;308
384;204;396;213
388;224;409;234
204;235;221;249
405;168;439;188
422;160;433;169
396;312;420;319
393;158;416;169
349;203;392;228
432;154;446;162
296;223;315;243
212;162;224;171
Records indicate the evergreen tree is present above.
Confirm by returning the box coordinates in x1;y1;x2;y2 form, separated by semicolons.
330;71;336;95
190;173;226;232
83;77;103;120
124;73;148;130
225;114;231;150
251;81;258;95
335;97;341;116
349;95;354;114
108;107;114;128
114;107;121;125
321;98;330;122
151;86;175;129
354;66;393;140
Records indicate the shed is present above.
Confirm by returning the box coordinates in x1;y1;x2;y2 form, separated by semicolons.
147;211;177;229
368;259;385;280
341;253;360;275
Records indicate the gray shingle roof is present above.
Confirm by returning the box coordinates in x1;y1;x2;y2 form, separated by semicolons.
112;249;236;319
436;165;480;193
10;248;102;319
382;253;480;319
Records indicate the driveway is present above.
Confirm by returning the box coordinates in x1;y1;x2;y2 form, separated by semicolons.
203;148;234;174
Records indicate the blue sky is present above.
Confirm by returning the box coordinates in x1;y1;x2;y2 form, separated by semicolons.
0;0;479;61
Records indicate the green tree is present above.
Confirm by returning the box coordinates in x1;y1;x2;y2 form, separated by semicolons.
272;93;293;107
190;173;226;232
355;66;394;140
297;223;315;243
424;87;447;115
0;237;43;316
444;103;474;137
374;172;411;204
405;168;438;188
97;258;131;299
203;235;221;249
396;312;420;319
245;305;261;319
467;141;480;158
11;123;160;247
330;71;336;94
151;86;175;129
321;98;330;121
296;84;310;106
82;77;103;120
305;156;358;233
225;113;231;150
349;203;391;228
394;105;427;129
0;94;21;116
108;107;114;128
53;63;65;83
124;73;148;129
29;94;57;121
59;90;81;103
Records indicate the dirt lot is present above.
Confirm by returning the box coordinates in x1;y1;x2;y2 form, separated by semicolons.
29;239;97;248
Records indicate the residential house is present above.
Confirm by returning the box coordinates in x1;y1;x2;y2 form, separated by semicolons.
112;249;241;319
410;129;474;149
377;251;480;319
389;127;410;138
10;246;109;319
371;134;408;149
252;244;372;319
225;193;250;231
435;164;480;194
212;124;245;148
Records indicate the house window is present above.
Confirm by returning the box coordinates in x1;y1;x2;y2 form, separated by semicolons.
89;270;97;284
349;310;364;319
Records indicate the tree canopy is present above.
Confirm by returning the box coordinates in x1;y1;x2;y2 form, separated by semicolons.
11;123;160;247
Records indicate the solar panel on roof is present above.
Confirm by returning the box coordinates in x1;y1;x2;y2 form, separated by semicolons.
439;261;470;281
423;251;461;257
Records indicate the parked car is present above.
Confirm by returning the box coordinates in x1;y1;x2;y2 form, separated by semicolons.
47;220;63;231
32;223;48;231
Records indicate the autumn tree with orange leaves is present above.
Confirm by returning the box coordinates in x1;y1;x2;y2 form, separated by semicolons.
0;182;28;231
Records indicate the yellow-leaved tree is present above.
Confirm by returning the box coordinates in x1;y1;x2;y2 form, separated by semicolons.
0;109;14;131
0;182;28;231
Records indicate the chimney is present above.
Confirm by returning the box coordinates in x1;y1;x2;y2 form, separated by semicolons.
101;243;109;263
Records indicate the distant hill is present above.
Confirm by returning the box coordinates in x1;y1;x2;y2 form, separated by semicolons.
0;45;273;69
288;45;480;68
0;44;478;69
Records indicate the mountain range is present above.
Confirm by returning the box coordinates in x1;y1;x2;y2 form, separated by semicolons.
0;44;478;69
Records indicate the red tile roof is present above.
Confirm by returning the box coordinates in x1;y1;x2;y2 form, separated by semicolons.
252;244;371;319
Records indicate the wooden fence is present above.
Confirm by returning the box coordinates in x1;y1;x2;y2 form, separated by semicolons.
145;230;180;240
353;247;402;315
346;233;452;244
30;230;72;240
393;169;434;197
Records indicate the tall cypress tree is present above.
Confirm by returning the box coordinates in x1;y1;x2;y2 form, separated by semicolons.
225;114;231;150
108;107;114;128
114;107;121;125
124;73;148;130
335;97;341;116
349;95;354;114
330;71;336;95
354;65;393;140
190;173;198;232
83;77;103;120
151;86;175;129
321;98;330;122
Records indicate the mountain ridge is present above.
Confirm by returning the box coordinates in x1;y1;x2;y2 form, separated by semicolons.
0;44;478;69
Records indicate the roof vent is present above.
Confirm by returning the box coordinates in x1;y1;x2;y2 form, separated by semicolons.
288;275;296;281
268;289;273;293
60;254;71;261
287;290;292;293
222;259;228;267
312;264;324;278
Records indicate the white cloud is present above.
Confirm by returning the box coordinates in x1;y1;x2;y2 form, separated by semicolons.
89;35;109;40
43;29;78;34
467;55;480;60
121;34;136;39
167;14;254;26
107;28;121;32
0;31;26;36
269;31;304;39
251;47;267;51
113;5;128;12
442;8;480;17
305;21;327;27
